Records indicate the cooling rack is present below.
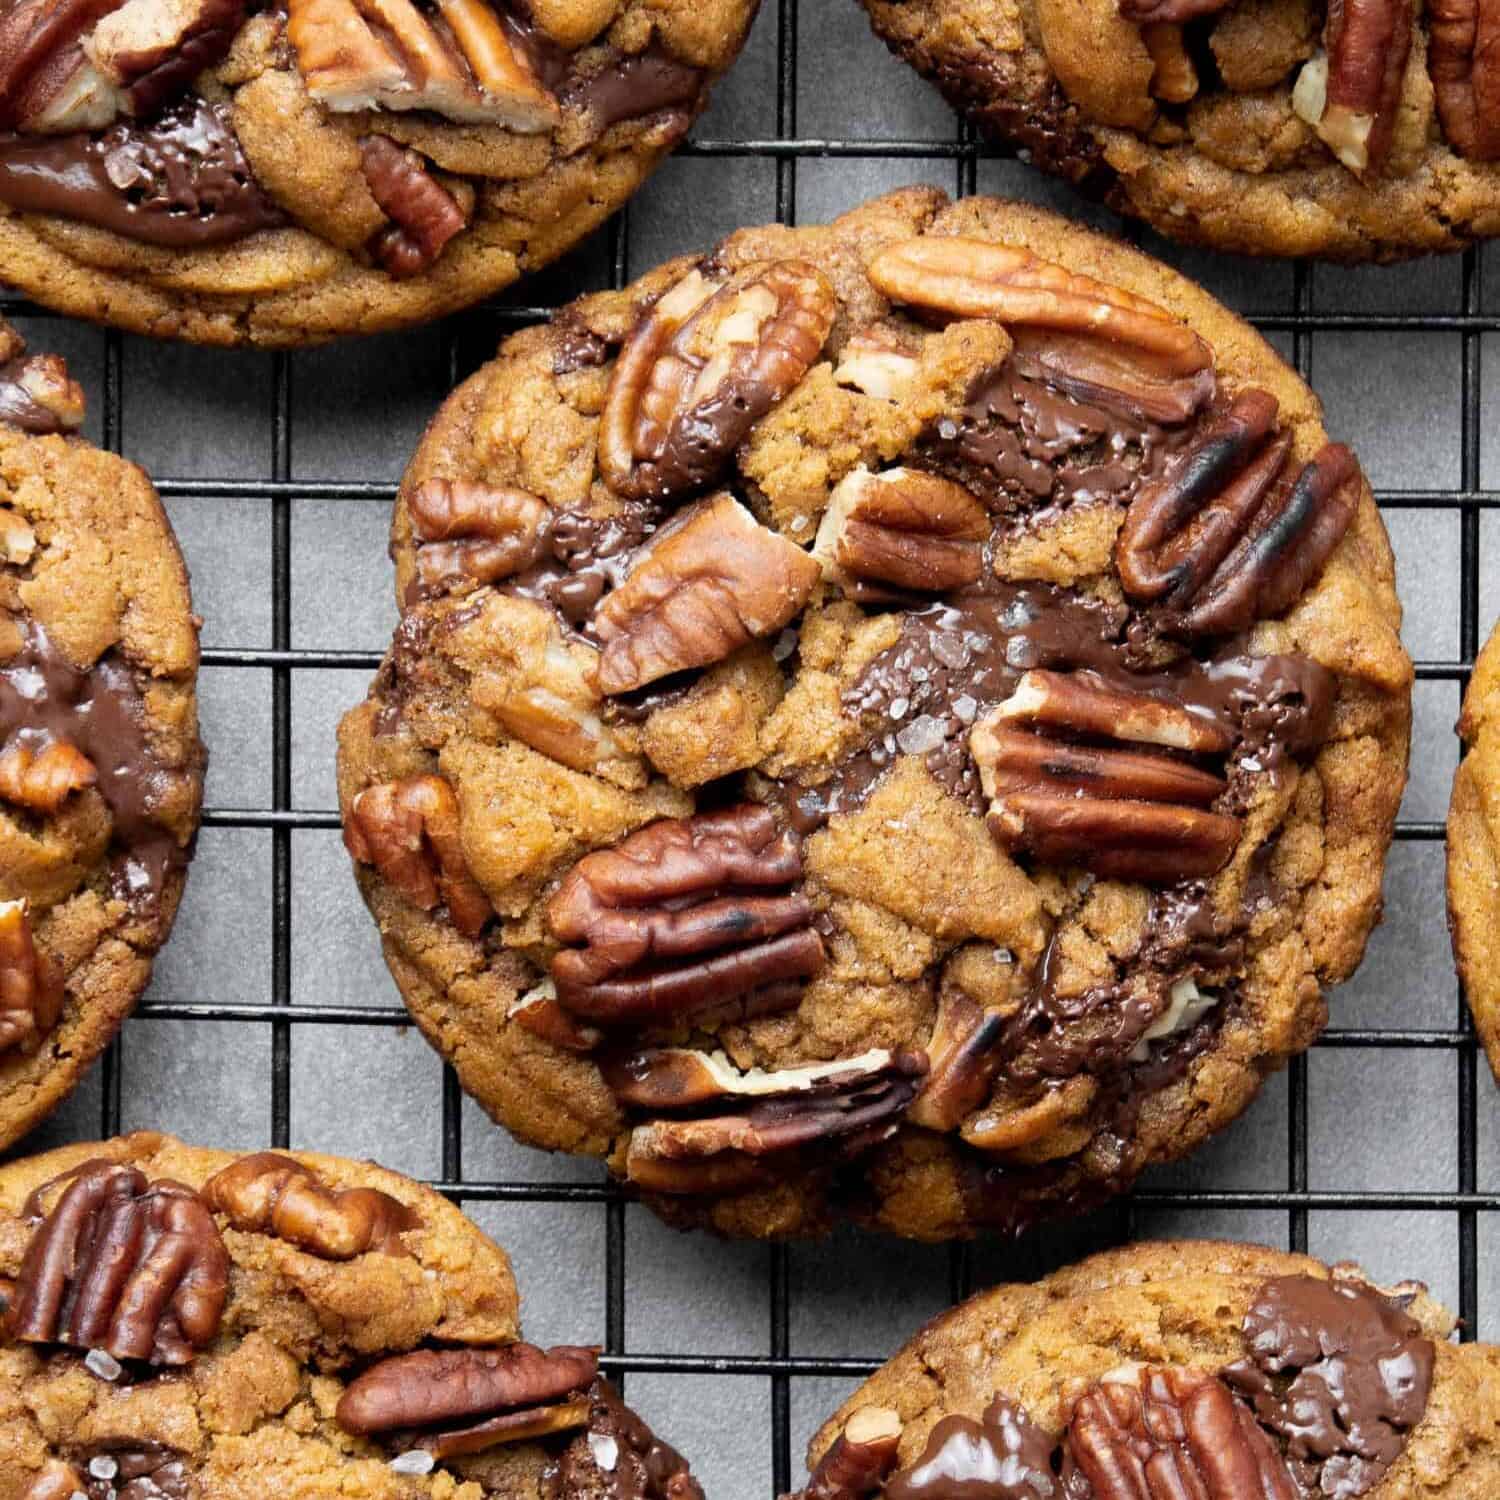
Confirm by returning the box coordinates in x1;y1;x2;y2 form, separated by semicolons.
3;0;1498;1490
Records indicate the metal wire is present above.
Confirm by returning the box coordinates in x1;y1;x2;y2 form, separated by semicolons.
0;8;1490;1489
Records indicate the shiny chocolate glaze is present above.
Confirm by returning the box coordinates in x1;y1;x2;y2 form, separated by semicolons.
885;1399;1058;1500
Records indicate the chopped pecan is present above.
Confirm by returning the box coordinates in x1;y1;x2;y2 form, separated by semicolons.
1143;23;1199;102
360;135;469;278
867;237;1213;382
0;508;36;563
287;0;558;127
407;478;550;593
793;1406;903;1500
0;0;124;131
344;774;492;937
202;1151;419;1259
547;804;825;1025
509;981;604;1053
601;1046;901;1112
8;1161;228;1366
0;898;64;1058
624;1051;926;1194
0;350;87;433
590;494;821;695
599;260;837;501
1429;0;1500;160
0;738;97;813
336;1343;599;1437
1118;0;1233;19
833;329;919;402
86;0;245;118
813;467;989;595
906;990;1009;1132
1116;390;1359;636
1064;1366;1299;1499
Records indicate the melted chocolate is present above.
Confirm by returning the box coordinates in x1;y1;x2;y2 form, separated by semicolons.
1224;1275;1435;1500
551;1377;705;1500
506;504;656;628
0;97;283;249
552;319;612;376
77;1448;193;1500
561;46;704;131
0;619;187;911
0;356;67;434
885;1398;1058;1500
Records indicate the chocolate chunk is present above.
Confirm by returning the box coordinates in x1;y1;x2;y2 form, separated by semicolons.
555;1375;706;1500
561;44;704;131
884;1397;1058;1500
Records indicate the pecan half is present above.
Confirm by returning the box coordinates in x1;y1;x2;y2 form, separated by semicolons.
590;494;821;695
0;738;97;813
813;467;989;595
1306;0;1413;174
407;478;550;593
344;774;492;937
336;1343;599;1437
0;0;124;131
547;805;825;1025
8;1161;228;1366
793;1406;902;1500
599;261;837;501
86;0;245;119
1008;329;1216;427
287;0;558;127
867;238;1213;381
906;990;1009;1132
360;134;469;278
0;350;87;433
1119;0;1232;20
1066;1367;1298;1500
993;669;1234;754
1429;0;1500;160
202;1152;419;1259
1116;391;1359;636
0;898;64;1058
601;1046;901;1112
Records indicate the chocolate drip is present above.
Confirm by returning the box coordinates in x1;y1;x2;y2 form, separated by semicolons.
0;97;283;249
884;1398;1058;1500
0;619;188;912
553;1377;705;1500
0;357;67;434
561;46;704;131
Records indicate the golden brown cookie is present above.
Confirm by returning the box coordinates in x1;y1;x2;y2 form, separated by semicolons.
0;319;203;1151
1448;617;1500;1081
859;0;1500;262
0;0;759;345
795;1239;1500;1499
337;187;1412;1240
0;1131;706;1500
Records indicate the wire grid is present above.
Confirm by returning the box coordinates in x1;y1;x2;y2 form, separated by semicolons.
0;0;1495;1490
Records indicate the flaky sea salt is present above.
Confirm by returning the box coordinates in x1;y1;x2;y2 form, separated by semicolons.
389;1450;436;1476
88;1457;119;1481
895;715;946;755
588;1433;620;1472
930;633;970;670
952;694;977;724
888;695;909;720
84;1349;122;1382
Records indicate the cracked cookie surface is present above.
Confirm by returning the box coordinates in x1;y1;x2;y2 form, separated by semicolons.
337;187;1411;1241
797;1239;1500;1499
0;319;202;1151
858;0;1500;262
0;1131;705;1500
0;0;758;345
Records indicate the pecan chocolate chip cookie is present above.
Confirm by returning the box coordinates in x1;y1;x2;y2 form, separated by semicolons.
1447;617;1500;1081
337;187;1412;1240
0;1132;706;1500
0;0;758;345
0;319;202;1151
795;1239;1500;1500
860;0;1500;261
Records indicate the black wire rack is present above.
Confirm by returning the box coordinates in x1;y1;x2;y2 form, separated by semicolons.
2;0;1495;1490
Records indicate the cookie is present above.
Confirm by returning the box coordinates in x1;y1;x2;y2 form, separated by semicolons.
0;1131;705;1500
0;319;203;1151
0;0;758;346
336;186;1412;1240
859;0;1500;262
795;1238;1500;1499
1447;617;1500;1081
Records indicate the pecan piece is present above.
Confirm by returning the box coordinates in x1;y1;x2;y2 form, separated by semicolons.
599;260;837;501
867;238;1213;381
360;134;469;278
202;1151;419;1259
813;467;989;595
86;0;246;118
0;898;64;1058
1306;0;1413;174
8;1161;228;1366
590;494;821;695
547;804;825;1025
1429;0;1500;160
906;990;1009;1132
509;980;604;1053
1116;390;1360;636
0;0;124;131
601;1046;901;1112
0;349;87;434
792;1406;902;1500
407;478;550;593
344;774;492;937
1065;1366;1299;1499
336;1343;599;1441
0;739;97;813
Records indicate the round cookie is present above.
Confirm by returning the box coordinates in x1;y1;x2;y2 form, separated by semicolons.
337;186;1412;1240
0;320;203;1151
0;0;759;346
0;1131;706;1500
1448;617;1500;1081
795;1239;1500;1498
858;0;1500;262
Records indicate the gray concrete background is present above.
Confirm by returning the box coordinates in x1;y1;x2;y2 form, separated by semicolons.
7;3;1500;1493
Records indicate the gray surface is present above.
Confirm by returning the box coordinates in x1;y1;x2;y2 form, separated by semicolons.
6;3;1499;1493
